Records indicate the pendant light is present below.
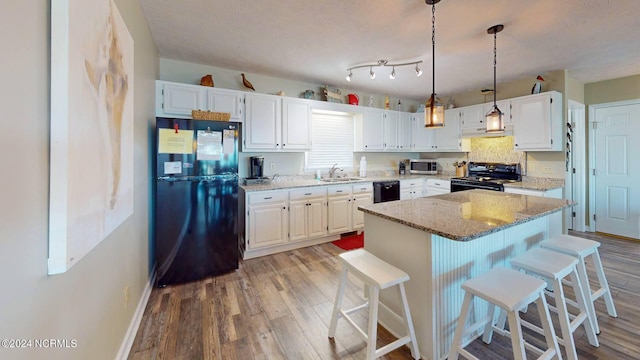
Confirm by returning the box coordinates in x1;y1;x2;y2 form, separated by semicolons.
425;0;444;128
486;24;504;133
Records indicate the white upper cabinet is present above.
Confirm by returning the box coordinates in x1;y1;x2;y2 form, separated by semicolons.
511;91;562;151
384;110;399;150
411;112;435;151
156;81;244;120
398;112;413;151
354;108;385;151
412;110;467;152
282;98;311;150
244;93;282;150
206;87;244;122
157;81;206;118
459;104;486;132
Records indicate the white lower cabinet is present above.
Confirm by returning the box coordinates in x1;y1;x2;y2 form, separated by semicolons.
425;179;451;196
400;178;424;200
247;191;289;250
352;183;373;229
327;186;353;234
327;184;373;233
289;188;327;242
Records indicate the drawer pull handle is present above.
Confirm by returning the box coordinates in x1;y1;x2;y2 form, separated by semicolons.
336;190;343;193
264;197;272;200
305;193;312;195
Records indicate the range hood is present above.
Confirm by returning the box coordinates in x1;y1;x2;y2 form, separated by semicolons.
462;124;513;138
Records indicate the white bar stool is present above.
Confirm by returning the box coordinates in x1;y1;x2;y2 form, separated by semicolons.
510;248;599;360
540;234;617;334
328;249;420;360
449;267;560;360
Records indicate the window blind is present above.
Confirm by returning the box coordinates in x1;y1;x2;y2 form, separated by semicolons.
305;112;354;170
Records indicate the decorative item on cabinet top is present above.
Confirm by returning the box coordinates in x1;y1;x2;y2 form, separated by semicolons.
191;110;231;121
323;85;342;103
200;74;214;87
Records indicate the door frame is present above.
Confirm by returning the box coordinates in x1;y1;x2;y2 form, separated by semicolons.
567;100;586;231
588;98;640;232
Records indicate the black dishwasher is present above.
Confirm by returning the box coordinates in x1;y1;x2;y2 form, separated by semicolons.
373;180;401;203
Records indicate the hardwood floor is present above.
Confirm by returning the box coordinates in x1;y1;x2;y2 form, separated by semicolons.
128;231;640;359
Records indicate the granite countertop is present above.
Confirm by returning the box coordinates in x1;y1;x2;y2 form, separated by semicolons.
240;173;455;192
504;177;565;191
358;189;573;242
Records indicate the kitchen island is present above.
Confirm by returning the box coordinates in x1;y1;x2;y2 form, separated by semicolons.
358;189;573;360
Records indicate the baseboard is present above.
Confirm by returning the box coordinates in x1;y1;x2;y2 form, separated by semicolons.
116;267;156;360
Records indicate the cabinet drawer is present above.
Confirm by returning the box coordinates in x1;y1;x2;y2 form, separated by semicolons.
400;179;424;188
352;183;373;194
289;187;327;200
327;185;353;196
248;191;288;205
425;179;450;190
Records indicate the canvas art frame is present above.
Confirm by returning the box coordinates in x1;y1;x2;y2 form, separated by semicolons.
49;0;134;274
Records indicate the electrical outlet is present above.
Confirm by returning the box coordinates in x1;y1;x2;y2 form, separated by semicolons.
124;286;130;307
541;165;554;174
270;163;276;170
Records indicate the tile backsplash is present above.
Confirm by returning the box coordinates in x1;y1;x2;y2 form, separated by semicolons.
468;136;526;173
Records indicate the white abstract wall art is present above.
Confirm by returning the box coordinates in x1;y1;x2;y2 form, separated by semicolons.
49;0;134;274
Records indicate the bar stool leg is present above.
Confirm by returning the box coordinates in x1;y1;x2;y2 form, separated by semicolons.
397;283;420;359
569;270;599;347
366;285;380;360
551;277;579;360
534;292;562;359
482;303;498;344
574;256;600;334
592;248;618;317
506;311;526;360
328;267;348;338
448;291;474;360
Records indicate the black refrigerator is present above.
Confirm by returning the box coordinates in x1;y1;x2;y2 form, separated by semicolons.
155;117;240;287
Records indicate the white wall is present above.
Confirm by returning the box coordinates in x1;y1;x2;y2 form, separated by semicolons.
0;1;158;359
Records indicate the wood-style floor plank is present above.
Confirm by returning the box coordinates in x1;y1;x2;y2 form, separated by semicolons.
129;231;640;359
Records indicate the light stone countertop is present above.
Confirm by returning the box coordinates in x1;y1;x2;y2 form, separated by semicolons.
358;189;573;241
503;176;565;191
240;173;565;192
240;173;455;192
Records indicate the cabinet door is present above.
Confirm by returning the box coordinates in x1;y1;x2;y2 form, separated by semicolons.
244;93;282;150
282;98;311;150
248;202;287;249
512;93;552;150
460;104;485;131
352;193;372;229
432;108;462;151
398;112;412;151
161;83;205;117
384;111;399;150
288;199;308;242
307;198;327;238
363;109;385;150
327;196;352;234
206;88;244;122
412;113;436;151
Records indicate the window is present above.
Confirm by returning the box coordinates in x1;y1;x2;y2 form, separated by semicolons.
305;111;354;170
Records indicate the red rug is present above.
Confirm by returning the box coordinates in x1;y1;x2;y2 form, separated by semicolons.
332;232;364;250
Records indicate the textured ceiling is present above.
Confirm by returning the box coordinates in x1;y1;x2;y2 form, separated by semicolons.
139;0;640;101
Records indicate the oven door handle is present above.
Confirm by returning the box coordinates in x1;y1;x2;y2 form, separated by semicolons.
452;183;502;191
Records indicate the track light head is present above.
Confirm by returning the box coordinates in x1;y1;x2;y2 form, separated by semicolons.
369;67;376;79
390;67;396;79
346;71;352;82
415;64;423;77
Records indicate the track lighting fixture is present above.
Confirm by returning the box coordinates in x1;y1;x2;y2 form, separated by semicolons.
486;24;505;133
345;59;423;81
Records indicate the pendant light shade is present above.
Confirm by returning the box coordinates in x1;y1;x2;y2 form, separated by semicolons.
425;0;444;128
486;24;504;133
425;94;445;127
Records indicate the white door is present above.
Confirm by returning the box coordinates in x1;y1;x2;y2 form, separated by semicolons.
593;103;640;239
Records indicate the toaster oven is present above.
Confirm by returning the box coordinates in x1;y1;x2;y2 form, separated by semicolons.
409;159;438;175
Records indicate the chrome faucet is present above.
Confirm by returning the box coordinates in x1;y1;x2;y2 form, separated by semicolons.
329;163;342;178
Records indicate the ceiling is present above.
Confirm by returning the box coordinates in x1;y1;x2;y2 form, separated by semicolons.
139;0;640;102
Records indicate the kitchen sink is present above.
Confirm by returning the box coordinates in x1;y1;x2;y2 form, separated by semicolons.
319;177;363;183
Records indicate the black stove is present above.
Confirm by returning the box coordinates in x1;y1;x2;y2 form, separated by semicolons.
450;162;521;192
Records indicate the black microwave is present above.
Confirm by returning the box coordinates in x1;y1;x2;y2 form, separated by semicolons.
409;159;438;175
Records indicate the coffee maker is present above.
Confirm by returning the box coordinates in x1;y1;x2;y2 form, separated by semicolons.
249;156;265;178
